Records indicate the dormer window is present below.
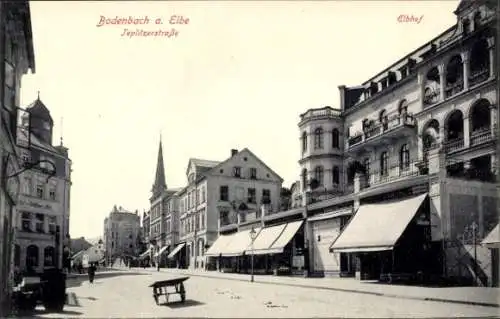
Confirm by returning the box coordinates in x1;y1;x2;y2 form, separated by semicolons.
233;166;241;178
388;71;397;85
473;11;482;30
370;82;378;95
462;18;470;35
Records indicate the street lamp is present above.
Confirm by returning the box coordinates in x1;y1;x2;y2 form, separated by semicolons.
249;226;257;283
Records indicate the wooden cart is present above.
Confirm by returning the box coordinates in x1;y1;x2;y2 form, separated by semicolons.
149;276;189;305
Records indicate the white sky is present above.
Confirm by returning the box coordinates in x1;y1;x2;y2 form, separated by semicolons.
20;1;459;238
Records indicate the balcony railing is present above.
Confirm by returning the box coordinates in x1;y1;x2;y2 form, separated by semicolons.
348;134;363;147
447;167;497;183
445;81;464;99
220;213;237;227
470;128;494;146
360;159;428;190
349;114;416;150
300;107;342;122
444;138;465;153
469;68;489;87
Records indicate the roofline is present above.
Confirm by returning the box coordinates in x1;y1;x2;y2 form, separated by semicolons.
205;148;284;184
356;24;456;86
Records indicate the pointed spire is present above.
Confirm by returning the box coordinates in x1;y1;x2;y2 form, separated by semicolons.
37;90;40;100
152;135;167;197
59;117;64;146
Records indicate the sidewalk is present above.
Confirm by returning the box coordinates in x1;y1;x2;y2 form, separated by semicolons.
145;267;500;308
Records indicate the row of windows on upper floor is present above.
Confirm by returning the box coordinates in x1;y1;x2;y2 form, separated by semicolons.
19;212;57;234
301;143;411;189
349;10;491;110
301;100;411;152
301;128;340;152
180;210;205;237
179;167;264;212
22;177;57;201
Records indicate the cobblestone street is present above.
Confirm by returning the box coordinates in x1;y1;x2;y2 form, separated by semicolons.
31;271;500;318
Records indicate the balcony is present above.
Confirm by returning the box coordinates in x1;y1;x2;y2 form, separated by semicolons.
470;128;495;147
444;138;466;153
469;68;489;87
219;212;237;232
299;107;341;125
445;81;464;99
360;159;428;191
348;114;417;154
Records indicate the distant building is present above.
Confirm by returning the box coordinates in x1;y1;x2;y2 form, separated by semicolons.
146;138;182;265
103;206;141;264
14;97;72;273
0;2;36;313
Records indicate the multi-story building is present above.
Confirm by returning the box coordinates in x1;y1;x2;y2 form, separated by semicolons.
140;210;150;244
103;206;140;264
14;97;72;274
300;0;499;286
186;148;283;270
0;1;35;314
147;138;182;266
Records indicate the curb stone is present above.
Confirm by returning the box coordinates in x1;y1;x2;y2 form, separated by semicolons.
162;270;500;309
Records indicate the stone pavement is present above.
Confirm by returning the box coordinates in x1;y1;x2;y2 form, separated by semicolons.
34;269;500;318
144;267;500;308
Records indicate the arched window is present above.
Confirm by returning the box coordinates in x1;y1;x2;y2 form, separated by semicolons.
332;166;340;184
301;169;308;190
400;144;410;170
301;131;307;152
331;129;339;149
314;127;324;149
379;110;388;130
314;166;324;186
380;151;389;176
26;245;39;270
398;99;408;115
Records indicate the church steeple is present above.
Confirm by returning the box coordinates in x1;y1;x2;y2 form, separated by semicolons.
151;135;167;199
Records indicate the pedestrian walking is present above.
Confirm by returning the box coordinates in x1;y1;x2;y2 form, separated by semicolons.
88;263;96;284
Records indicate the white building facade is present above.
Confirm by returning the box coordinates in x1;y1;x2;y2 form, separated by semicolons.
183;148;283;270
103;206;141;264
301;0;499;286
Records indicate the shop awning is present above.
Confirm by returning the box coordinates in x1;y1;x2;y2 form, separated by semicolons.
139;248;151;259
482;224;500;248
246;223;287;255
330;193;428;253
154;245;170;257
205;234;235;257
167;243;185;259
221;228;262;257
248;220;304;255
308;208;353;222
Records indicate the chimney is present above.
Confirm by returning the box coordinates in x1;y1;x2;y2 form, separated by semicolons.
338;85;346;111
231;149;238;157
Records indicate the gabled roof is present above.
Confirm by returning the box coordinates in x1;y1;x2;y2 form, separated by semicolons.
206;148;284;183
185;158;221;176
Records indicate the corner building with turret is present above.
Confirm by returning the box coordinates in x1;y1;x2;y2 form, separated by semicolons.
299;0;499;287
